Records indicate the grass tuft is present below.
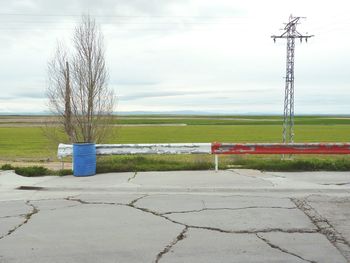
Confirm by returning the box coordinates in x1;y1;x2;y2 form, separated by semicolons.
1;164;15;170
14;166;50;177
1;163;72;177
56;169;73;176
96;156;212;173
2;156;350;177
232;158;350;171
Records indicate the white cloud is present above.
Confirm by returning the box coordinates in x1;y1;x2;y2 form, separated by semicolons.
0;0;349;114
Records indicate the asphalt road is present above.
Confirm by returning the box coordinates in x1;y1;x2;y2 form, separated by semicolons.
1;169;350;262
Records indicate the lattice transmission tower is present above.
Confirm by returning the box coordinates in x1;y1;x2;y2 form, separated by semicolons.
272;15;313;143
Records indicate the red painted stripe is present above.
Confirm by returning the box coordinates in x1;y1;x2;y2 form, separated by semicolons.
211;143;350;155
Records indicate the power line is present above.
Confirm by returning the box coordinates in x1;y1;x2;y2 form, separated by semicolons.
0;13;251;30
272;15;314;144
0;13;248;19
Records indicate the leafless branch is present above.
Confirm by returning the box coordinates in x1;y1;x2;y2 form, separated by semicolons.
46;15;116;144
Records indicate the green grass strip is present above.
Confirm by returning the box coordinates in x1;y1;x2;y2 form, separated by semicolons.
2;156;350;177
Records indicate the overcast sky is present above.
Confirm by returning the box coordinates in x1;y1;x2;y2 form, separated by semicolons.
0;0;349;114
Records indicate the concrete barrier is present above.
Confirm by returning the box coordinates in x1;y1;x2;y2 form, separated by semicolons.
58;142;350;172
211;142;350;155
58;143;212;158
58;142;350;158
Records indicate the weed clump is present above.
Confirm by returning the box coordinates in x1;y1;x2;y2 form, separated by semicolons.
56;169;73;176
96;156;212;173
1;164;72;177
1;164;15;170
14;166;50;177
232;158;350;171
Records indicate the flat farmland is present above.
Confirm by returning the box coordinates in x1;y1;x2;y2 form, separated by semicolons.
3;115;350;126
0;115;350;160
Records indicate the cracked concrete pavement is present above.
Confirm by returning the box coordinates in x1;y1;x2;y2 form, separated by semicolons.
0;169;350;262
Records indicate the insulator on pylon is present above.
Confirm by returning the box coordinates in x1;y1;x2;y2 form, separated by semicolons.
271;16;313;144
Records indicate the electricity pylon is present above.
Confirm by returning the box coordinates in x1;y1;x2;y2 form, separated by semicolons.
272;15;313;143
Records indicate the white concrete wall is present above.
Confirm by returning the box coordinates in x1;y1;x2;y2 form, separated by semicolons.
57;143;212;158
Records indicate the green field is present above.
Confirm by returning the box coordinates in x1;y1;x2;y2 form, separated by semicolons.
3;115;350;126
1;115;350;160
114;116;350;126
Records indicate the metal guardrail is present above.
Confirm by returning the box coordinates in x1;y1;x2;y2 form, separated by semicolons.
58;143;212;158
58;142;350;158
211;143;350;155
58;142;350;171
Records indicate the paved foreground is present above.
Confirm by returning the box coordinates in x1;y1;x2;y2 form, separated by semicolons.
0;169;350;262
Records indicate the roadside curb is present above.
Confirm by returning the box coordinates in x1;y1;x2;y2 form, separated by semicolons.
13;185;350;194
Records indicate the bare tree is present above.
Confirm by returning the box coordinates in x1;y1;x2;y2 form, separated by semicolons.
47;44;74;142
47;15;115;143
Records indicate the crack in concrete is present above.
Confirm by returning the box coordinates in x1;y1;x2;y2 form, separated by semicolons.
65;196;117;205
26;197;82;211
262;171;286;178
128;202;316;235
60;196;320;238
62;197;317;245
65;197;90;204
64;195;150;207
187;225;317;235
190;226;317;234
291;198;350;261
161;206;297;215
64;195;189;261
63;196;316;235
46;204;81;211
128;198;318;263
0;201;39;240
127;172;138;183
3;193;347;262
0;214;27;219
60;195;325;261
154;226;188;263
228;170;276;187
129;194;149;206
322;182;350;186
256;233;316;263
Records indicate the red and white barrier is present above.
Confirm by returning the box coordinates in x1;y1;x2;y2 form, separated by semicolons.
58;142;350;172
58;142;350;158
211;142;350;155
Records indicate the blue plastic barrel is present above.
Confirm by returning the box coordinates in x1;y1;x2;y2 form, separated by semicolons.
73;143;96;177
